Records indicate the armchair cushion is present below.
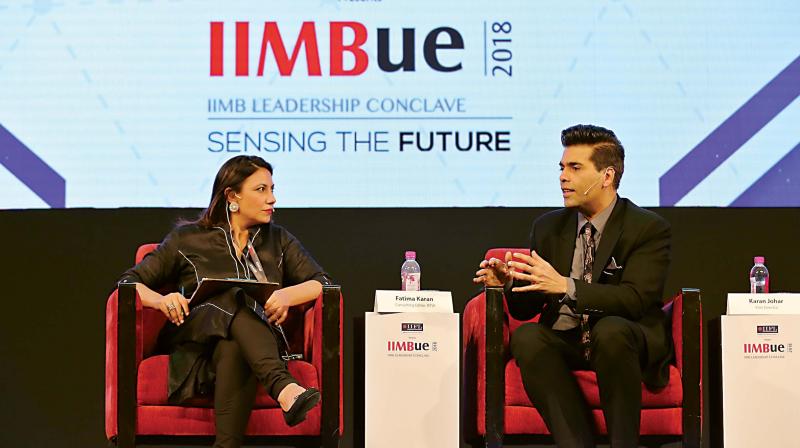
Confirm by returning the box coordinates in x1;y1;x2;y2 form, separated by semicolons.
137;355;319;407
504;362;683;408
503;407;683;436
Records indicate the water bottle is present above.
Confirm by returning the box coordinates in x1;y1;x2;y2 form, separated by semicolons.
749;256;769;293
401;251;421;291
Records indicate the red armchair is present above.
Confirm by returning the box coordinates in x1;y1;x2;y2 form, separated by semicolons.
463;248;702;447
105;244;343;447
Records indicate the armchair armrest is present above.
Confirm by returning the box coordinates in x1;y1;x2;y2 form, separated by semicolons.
116;282;138;447
106;282;168;445
679;288;702;447
322;285;343;444
461;286;509;447
485;286;505;448
305;284;343;445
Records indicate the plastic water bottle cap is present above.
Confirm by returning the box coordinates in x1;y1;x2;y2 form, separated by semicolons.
754;256;765;264
405;251;416;260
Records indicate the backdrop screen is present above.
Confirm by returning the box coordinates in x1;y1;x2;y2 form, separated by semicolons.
1;0;798;208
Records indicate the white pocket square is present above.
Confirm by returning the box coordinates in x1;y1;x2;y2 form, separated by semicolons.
605;257;623;270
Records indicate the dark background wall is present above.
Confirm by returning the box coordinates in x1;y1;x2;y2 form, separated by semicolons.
0;207;797;447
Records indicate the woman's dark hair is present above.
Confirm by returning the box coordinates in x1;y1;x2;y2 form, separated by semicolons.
561;124;625;189
194;156;273;228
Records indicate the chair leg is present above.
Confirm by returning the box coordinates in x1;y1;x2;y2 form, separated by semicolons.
322;433;340;448
108;434;134;448
485;433;503;448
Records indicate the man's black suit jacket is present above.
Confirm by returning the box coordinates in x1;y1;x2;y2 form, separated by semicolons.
506;196;673;387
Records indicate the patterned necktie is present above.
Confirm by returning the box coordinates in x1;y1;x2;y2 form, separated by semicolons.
580;222;596;360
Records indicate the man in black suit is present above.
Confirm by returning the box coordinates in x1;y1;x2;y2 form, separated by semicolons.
474;124;671;448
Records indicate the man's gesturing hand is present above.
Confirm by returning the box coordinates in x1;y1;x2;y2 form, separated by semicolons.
508;251;568;294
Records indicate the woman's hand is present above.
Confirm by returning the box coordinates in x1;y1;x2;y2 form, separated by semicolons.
264;289;291;325
133;282;190;325
262;281;322;325
158;292;190;325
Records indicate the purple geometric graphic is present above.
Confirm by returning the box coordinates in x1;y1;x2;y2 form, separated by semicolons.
0;124;65;208
659;55;800;206
730;142;800;207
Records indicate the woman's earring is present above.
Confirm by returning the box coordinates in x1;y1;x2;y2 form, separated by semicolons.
228;202;239;212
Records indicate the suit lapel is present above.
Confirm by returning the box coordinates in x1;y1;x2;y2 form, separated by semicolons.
592;198;625;282
554;210;578;276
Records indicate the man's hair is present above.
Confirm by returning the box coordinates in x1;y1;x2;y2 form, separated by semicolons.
561;124;625;189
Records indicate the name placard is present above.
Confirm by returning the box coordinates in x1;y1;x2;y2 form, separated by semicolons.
727;293;800;315
374;290;453;313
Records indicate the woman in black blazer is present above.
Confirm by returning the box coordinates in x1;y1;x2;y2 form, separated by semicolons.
119;155;329;448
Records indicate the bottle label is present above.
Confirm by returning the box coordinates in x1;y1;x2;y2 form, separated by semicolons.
402;273;421;291
750;277;769;294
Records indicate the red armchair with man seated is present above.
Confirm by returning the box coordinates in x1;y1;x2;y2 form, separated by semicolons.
105;244;343;448
463;248;702;448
